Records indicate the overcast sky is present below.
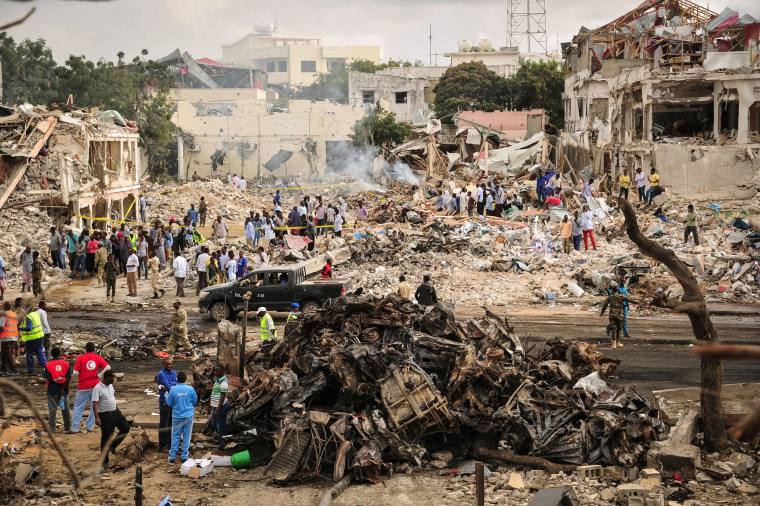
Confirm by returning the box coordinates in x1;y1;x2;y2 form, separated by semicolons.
2;0;759;65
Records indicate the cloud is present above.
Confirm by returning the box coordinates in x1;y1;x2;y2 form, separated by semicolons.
1;0;758;65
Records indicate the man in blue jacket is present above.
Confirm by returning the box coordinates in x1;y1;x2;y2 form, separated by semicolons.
156;358;177;453
166;371;197;465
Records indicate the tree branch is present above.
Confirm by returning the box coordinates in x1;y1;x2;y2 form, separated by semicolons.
0;7;35;31
619;198;727;451
692;345;760;361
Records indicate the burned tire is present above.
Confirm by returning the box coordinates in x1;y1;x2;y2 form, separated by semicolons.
301;300;321;313
209;301;230;321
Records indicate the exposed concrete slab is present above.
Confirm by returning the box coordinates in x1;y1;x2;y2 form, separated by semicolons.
668;411;699;446
652;383;760;427
647;442;701;480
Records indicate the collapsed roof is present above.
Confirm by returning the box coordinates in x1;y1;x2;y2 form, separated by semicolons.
158;49;267;89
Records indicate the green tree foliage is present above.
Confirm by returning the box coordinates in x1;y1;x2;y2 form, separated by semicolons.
350;110;412;148
348;58;423;73
504;61;565;127
432;62;508;123
0;34;58;105
0;34;175;174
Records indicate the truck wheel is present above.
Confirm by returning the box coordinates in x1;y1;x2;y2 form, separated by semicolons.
209;301;230;321
301;300;321;313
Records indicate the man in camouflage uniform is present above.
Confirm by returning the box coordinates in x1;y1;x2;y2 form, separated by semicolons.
600;282;633;349
167;299;194;357
198;197;208;228
31;252;44;297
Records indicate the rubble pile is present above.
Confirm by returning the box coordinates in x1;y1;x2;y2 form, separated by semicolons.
192;294;661;485
334;190;760;306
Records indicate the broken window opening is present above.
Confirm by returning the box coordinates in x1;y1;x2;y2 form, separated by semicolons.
301;60;317;73
577;98;585;118
749;101;760;143
634;110;643;140
651;104;713;140
362;91;375;105
589;98;608;121
719;100;739;139
395;92;408;104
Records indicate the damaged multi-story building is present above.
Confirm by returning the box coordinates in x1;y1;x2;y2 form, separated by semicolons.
561;0;760;200
0;105;141;228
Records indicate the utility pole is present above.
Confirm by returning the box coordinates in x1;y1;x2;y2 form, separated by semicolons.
177;132;185;181
429;24;432;67
240;291;251;379
257;114;262;182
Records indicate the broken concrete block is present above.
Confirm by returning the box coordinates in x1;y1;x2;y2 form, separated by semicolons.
737;482;758;495
527;486;581;506
525;470;550;491
600;489;616;502
616;484;652;504
429;460;447;469
431;451;453;464
507;473;524;490
638;468;661;488
647;443;700;480
576;465;603;479
725;476;742;492
645;494;665;506
726;451;755;477
667;411;698;445
14;463;34;487
603;466;624;481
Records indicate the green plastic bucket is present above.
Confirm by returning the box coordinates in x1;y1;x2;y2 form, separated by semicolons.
230;450;251;469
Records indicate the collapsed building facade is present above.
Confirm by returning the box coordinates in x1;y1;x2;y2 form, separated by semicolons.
0;105;141;227
561;0;760;200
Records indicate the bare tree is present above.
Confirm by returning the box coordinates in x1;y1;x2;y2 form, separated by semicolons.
619;199;727;451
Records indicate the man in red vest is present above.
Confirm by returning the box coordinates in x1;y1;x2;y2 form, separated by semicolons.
44;347;72;432
320;258;333;279
0;301;19;376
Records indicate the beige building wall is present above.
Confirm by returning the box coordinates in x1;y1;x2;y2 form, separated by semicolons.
169;89;367;180
445;50;520;70
222;32;381;88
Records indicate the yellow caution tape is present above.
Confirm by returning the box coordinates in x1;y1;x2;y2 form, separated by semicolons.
117;199;137;228
361;189;384;199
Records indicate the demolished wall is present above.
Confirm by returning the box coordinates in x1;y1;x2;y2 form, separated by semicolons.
652;143;759;200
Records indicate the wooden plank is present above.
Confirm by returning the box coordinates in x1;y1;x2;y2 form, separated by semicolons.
26;117;58;158
0;161;29;210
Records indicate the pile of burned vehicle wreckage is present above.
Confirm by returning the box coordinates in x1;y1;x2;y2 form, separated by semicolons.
191;294;662;485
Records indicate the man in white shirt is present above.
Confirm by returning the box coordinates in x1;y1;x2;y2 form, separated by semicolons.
494;183;505;216
256;246;268;269
93;370;130;469
334;213;344;238
212;216;228;239
172;255;188;297
38;300;52;357
232;174;239;187
126;248;139;296
195;247;210;295
476;184;485;217
244;218;256;247
139;196;148;224
237;177;247;190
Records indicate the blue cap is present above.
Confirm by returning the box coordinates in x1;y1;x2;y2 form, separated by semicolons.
291;303;300;308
